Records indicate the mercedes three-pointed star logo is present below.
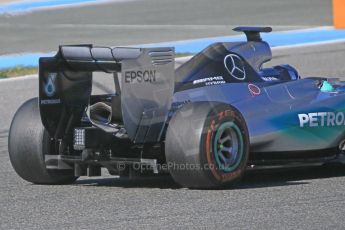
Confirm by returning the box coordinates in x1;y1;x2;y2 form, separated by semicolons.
224;54;246;80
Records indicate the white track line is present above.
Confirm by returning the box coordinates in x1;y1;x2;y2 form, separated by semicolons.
272;38;345;50
0;74;37;82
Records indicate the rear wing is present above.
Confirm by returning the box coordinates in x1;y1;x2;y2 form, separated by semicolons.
39;45;175;143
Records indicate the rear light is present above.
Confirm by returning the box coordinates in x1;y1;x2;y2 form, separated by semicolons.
74;128;85;150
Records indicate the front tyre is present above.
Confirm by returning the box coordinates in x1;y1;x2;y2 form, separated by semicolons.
165;102;249;188
8;98;77;184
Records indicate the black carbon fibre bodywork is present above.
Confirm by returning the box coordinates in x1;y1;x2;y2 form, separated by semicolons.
35;26;344;174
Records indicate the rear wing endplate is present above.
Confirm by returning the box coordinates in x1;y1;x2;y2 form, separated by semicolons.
39;45;175;143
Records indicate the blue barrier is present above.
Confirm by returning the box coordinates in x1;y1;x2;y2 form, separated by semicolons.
0;0;110;14
142;27;345;53
1;27;345;69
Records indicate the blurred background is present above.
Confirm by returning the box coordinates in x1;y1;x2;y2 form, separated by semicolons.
0;0;333;55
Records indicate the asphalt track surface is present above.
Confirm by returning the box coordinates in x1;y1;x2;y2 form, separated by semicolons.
1;0;345;229
1;42;345;229
0;0;332;55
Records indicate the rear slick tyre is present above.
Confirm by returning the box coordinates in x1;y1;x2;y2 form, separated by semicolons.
8;98;77;184
165;102;249;189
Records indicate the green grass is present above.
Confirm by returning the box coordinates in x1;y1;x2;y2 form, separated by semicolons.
175;52;193;58
0;66;38;79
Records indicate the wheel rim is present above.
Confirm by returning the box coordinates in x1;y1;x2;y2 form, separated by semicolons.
213;121;244;172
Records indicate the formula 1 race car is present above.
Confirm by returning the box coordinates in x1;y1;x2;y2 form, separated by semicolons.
8;27;345;188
